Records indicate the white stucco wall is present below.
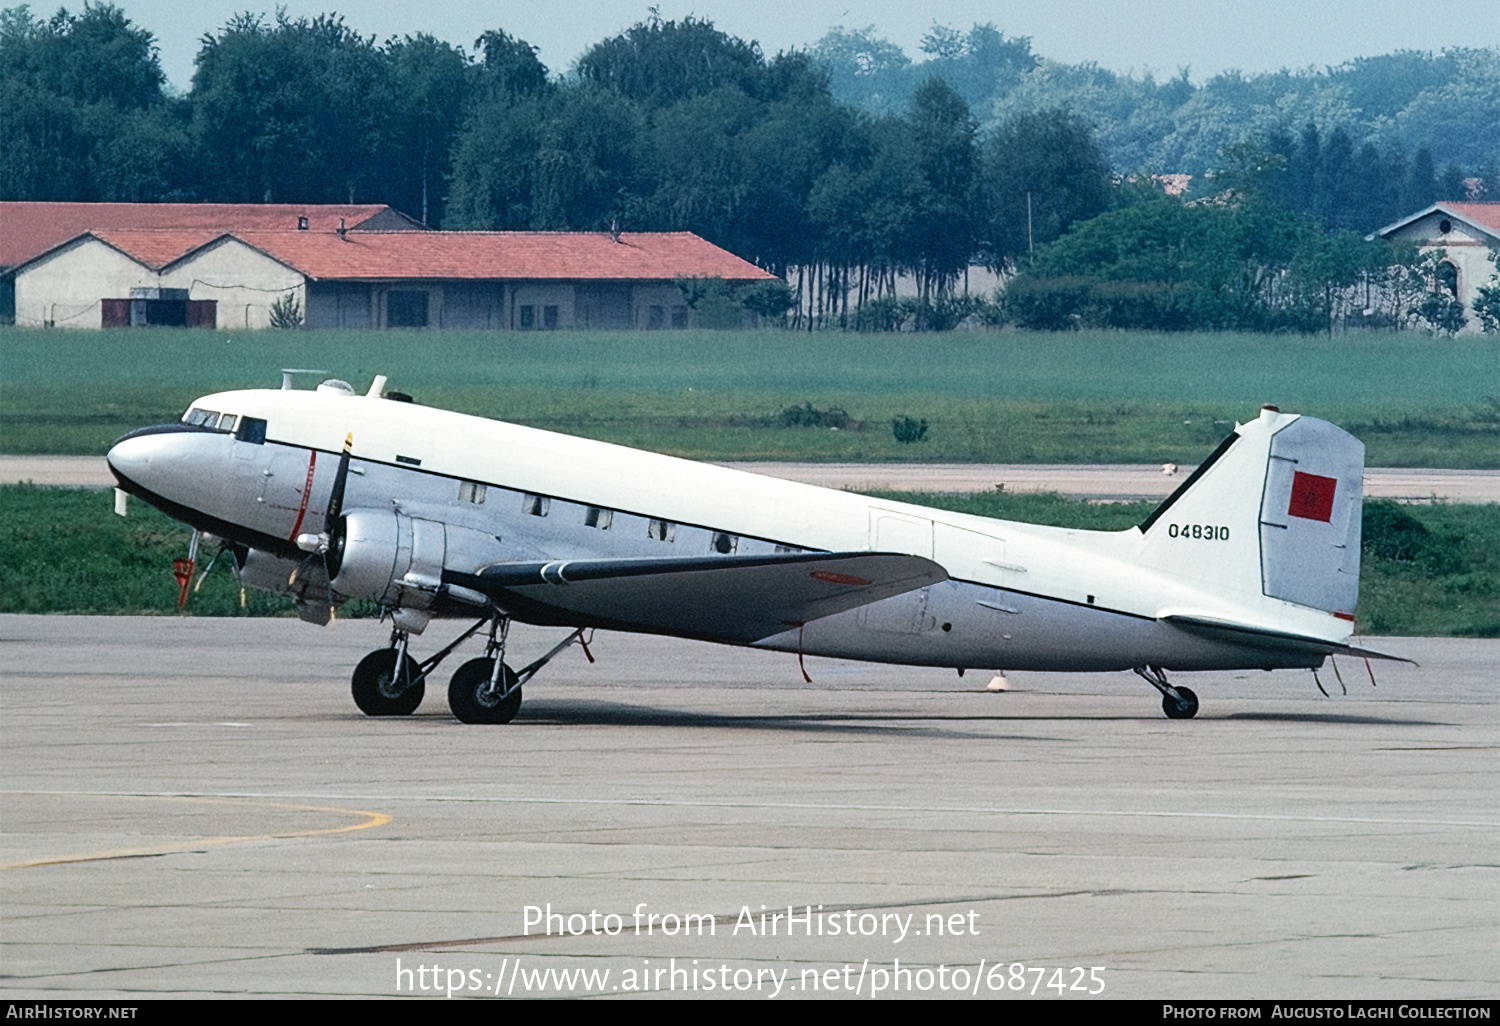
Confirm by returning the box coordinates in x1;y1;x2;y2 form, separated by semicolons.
1383;211;1500;332
161;238;305;330
13;235;307;330
13;238;155;328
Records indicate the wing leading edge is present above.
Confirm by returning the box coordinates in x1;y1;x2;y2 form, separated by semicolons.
444;551;948;644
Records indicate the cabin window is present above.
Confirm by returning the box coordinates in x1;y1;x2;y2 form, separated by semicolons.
543;305;558;329
459;480;487;504
236;417;267;444
523;493;550;517
711;532;737;554
519;305;535;329
648;519;675;543
585;507;613;530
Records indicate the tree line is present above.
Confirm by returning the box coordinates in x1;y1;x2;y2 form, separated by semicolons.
814;24;1498;182
2;5;1493;333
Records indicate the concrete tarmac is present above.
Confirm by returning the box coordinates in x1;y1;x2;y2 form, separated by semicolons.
1;615;1494;1000
5;454;1499;501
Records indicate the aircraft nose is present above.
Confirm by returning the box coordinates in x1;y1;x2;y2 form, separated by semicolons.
107;424;219;498
107;432;157;487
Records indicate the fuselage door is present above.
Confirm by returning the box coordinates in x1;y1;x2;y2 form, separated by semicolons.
860;511;935;634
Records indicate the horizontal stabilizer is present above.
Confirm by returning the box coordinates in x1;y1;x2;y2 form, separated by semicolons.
446;551;948;643
1162;614;1414;664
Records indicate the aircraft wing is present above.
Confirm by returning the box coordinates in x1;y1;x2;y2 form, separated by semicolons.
1161;614;1415;664
444;551;947;644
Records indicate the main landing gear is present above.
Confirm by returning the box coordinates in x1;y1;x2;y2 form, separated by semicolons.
1134;665;1199;719
350;613;592;724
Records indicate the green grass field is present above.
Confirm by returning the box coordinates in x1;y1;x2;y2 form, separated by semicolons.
2;484;1493;637
3;327;1497;466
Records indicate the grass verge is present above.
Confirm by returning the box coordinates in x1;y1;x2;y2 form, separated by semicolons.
3;327;1497;466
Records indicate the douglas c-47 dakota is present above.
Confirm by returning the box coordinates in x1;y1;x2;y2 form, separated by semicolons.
106;373;1403;723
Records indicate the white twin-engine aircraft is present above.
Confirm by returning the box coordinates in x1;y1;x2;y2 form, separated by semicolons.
106;373;1400;724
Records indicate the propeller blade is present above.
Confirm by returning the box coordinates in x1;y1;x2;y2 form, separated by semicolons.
324;432;353;535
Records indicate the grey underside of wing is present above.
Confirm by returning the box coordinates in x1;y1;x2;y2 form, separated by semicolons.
1162;615;1416;664
463;552;948;643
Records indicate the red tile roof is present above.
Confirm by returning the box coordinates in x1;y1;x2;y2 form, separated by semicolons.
1440;202;1500;237
226;230;774;282
1374;201;1500;242
15;228;775;284
0;203;417;271
89;229;227;270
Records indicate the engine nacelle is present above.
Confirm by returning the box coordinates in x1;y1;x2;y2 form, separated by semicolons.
329;509;507;623
330;509;444;608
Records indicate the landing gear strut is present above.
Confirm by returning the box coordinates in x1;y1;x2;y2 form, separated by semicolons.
349;612;593;724
351;636;423;716
447;618;594;724
1134;665;1199;719
449;617;522;724
350;617;488;717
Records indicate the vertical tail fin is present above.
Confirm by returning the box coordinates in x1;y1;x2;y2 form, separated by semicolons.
1136;407;1364;616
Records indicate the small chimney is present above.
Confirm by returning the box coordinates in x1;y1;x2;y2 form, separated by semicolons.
297;216;309;231
336;218;347;241
609;217;622;244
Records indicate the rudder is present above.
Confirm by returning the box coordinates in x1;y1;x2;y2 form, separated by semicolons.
1136;407;1364;616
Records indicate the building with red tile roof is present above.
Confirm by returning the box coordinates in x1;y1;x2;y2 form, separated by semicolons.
10;222;778;330
0;202;421;274
1373;201;1500;332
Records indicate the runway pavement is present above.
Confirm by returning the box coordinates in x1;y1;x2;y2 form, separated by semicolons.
4;454;1498;501
1;615;1494;1000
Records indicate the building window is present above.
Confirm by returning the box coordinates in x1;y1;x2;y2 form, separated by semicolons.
671;305;689;329
387;290;429;328
1437;261;1459;298
543;305;558;329
647;305;665;329
519;305;535;329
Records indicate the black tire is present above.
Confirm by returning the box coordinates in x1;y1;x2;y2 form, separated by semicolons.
449;657;522;724
1163;685;1199;720
351;648;424;716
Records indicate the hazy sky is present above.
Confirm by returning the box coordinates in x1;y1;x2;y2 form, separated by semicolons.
110;0;1500;93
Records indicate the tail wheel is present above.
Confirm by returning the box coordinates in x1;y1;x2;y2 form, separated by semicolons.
449;657;522;724
351;648;424;716
1163;686;1199;719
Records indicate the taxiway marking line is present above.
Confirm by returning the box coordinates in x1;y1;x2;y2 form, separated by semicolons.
3;789;1493;830
0;794;392;870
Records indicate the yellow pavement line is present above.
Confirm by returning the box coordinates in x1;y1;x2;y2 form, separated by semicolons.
1;795;392;870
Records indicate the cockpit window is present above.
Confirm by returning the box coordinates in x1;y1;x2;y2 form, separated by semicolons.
184;407;220;428
218;414;238;433
236;417;267;444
